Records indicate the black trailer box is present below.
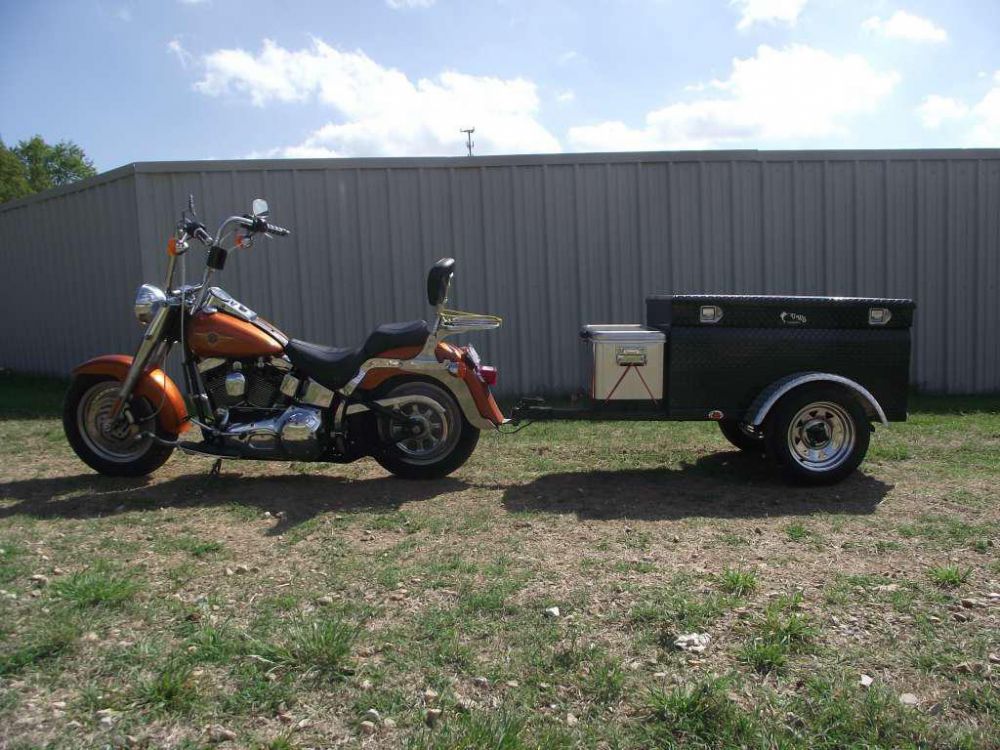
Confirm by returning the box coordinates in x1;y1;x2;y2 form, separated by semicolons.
645;295;915;421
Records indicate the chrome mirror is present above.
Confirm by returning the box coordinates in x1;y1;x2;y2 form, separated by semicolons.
251;198;269;218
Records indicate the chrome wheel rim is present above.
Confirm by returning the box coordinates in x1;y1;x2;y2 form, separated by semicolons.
786;401;855;472
77;381;153;463
384;396;459;465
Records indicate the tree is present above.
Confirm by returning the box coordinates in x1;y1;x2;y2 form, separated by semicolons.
0;140;31;204
0;135;97;202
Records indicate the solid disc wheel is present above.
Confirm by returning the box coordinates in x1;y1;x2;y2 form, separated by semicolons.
373;380;479;480
764;384;870;486
63;375;175;477
718;419;765;452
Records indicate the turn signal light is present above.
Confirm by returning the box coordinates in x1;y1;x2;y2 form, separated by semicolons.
167;237;178;256
479;366;498;386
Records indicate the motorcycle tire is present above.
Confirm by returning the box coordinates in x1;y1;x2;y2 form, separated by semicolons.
372;380;479;480
64;374;175;477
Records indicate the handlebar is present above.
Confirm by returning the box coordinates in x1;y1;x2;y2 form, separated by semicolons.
264;222;291;237
248;216;290;237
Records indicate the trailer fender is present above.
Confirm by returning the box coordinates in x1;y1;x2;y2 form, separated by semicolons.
747;372;889;428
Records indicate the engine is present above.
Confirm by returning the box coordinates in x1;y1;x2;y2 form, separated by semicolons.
196;357;327;461
201;357;288;413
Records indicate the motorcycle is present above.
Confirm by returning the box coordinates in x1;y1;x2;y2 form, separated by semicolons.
63;196;506;479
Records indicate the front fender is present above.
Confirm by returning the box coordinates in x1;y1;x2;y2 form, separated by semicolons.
72;355;190;434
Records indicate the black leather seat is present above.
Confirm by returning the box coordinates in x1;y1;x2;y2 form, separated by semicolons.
361;320;430;357
284;320;430;391
284;340;365;392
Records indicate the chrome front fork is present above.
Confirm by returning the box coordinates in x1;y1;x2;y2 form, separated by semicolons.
110;306;172;421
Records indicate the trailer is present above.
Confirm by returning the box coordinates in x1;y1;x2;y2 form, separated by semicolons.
512;294;916;485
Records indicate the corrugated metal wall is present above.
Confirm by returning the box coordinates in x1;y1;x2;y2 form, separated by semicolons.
1;150;998;394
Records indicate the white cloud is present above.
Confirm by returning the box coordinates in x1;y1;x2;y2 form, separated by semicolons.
862;11;947;43
178;0;209;5
386;0;435;8
557;50;580;66
167;38;193;68
193;38;560;157
556;89;575;103
916;95;968;128
731;0;808;30
969;73;1000;143
915;72;1000;144
568;44;899;151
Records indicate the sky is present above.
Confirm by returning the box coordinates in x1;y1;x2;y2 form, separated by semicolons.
1;0;998;172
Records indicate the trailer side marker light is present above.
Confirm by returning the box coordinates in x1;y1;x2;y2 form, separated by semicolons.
708;410;724;420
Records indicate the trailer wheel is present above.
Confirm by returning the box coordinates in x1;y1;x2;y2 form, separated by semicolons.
718;420;765;452
764;384;870;485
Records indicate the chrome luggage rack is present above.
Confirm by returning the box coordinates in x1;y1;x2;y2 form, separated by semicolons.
438;308;503;334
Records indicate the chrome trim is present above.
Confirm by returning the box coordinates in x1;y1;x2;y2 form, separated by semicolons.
339;354;498;431
747;372;889;428
225;372;246;398
197;357;226;374
280;373;300;398
134;284;167;326
302;379;335;408
205;286;257;322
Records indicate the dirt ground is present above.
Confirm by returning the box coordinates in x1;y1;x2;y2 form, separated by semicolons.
0;388;998;749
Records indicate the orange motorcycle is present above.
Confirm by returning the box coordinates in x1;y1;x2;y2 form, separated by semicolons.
64;197;505;479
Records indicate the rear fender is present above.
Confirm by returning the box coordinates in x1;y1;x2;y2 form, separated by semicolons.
72;355;190;434
357;342;505;430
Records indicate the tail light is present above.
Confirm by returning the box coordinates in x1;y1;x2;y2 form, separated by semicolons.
479;366;498;386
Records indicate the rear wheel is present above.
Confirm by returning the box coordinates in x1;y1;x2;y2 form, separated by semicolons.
373;380;479;480
718;419;765;452
764;384;870;485
63;375;175;477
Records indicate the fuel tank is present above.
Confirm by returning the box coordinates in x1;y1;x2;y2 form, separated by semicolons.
188;311;284;359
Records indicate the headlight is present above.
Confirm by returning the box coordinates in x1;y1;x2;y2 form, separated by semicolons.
134;284;166;326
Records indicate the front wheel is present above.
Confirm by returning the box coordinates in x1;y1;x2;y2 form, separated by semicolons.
764;384;871;486
373;380;480;480
63;375;175;477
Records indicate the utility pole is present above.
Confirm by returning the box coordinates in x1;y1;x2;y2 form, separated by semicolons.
460;127;475;157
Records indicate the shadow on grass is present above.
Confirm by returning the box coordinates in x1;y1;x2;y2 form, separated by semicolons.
0;472;468;535
502;450;891;520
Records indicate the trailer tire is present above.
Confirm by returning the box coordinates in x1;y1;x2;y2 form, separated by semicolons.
764;384;870;486
718;420;765;453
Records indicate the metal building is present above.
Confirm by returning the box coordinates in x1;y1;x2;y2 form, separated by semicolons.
1;150;998;395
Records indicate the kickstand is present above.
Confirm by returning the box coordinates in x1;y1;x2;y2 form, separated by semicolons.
209;458;223;477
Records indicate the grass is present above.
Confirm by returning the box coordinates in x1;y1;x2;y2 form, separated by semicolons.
738;594;816;675
136;661;199;713
641;678;762;748
0;621;78;676
277;616;358;678
0;376;998;747
717;567;758;597
926;564;972;588
52;562;142;608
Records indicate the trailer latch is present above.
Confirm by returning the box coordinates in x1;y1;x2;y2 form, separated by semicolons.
699;305;724;323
